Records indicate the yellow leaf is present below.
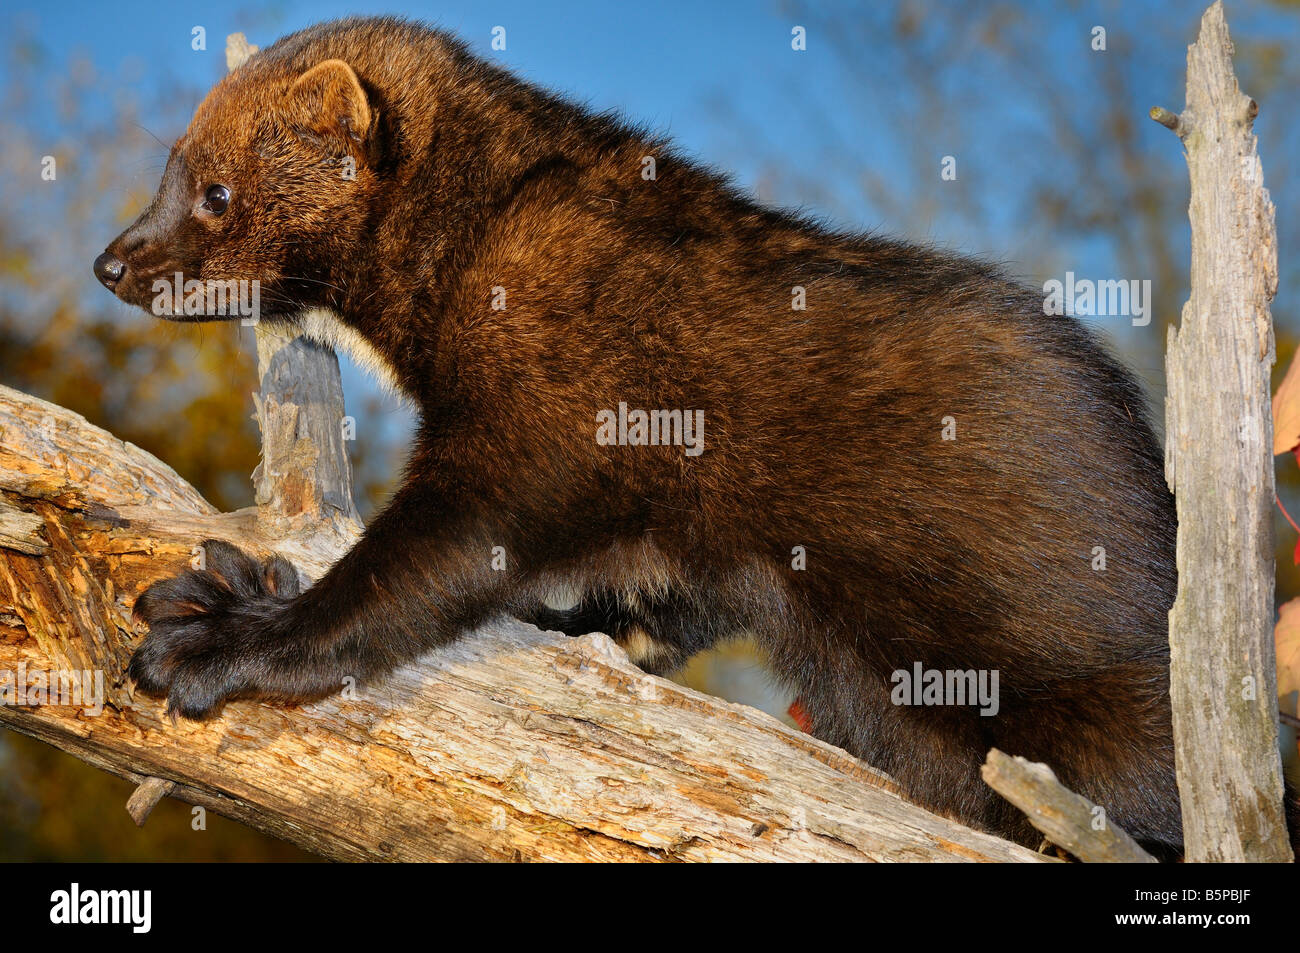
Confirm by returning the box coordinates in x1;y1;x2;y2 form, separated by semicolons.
1275;598;1300;701
1272;353;1300;455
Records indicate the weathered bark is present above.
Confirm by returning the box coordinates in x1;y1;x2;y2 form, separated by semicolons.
250;328;364;542
1155;1;1291;862
0;384;1044;861
126;777;176;826
981;749;1156;863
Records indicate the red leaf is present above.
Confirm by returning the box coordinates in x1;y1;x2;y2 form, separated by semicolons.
787;698;813;733
1277;494;1300;565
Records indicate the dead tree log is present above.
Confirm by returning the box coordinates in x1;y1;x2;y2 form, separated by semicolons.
0;384;1044;861
1154;1;1292;861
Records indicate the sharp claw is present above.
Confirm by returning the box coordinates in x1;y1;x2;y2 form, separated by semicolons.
127;541;295;721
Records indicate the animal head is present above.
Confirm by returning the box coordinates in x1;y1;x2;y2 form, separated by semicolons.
94;54;380;323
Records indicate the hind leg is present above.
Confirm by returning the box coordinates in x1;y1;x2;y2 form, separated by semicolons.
991;664;1182;853
784;653;1036;843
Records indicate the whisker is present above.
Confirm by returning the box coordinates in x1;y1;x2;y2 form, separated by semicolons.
281;274;349;294
130;122;171;152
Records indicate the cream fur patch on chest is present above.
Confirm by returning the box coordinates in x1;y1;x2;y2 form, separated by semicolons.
288;307;407;400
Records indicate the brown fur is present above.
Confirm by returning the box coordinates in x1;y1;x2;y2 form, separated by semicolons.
97;17;1205;853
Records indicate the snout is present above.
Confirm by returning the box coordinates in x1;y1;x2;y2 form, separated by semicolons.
93;251;127;290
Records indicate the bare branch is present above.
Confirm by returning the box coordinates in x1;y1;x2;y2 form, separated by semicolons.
982;749;1156;863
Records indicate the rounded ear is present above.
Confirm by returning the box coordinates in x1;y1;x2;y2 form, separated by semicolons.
285;59;373;148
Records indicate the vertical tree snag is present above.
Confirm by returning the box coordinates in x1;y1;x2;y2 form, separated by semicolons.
251;327;362;540
1156;2;1291;862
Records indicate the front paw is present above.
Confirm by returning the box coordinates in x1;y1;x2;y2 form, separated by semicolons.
130;539;300;720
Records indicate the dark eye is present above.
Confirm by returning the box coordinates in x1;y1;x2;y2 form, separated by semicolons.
201;184;230;215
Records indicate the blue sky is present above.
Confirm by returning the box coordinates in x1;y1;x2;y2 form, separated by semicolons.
9;0;824;207
9;0;1297;259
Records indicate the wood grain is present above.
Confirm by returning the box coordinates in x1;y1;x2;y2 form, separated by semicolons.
981;749;1156;863
1157;1;1291;861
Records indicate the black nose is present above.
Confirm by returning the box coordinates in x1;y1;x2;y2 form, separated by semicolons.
93;251;126;288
